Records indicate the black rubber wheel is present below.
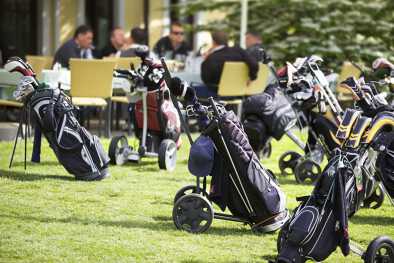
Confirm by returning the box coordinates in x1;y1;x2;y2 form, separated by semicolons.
363;187;385;210
278;151;302;176
172;193;214;233
261;142;272;159
364;236;394;263
173;185;208;204
108;135;129;165
158;139;177;171
294;159;321;184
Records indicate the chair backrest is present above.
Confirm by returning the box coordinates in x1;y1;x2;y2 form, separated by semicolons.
25;55;53;80
103;57;141;70
218;62;269;97
336;61;362;94
69;59;116;98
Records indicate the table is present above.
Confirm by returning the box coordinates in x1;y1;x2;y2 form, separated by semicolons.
41;70;131;92
0;69;20;100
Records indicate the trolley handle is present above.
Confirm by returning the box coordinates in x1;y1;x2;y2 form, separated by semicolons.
208;97;220;117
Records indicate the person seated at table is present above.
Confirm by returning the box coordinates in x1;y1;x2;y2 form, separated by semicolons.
153;22;190;62
53;25;95;68
117;27;147;57
245;31;270;63
99;27;125;58
196;30;259;98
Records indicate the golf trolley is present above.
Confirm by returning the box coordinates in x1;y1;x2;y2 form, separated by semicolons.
108;50;180;171
157;59;288;234
276;107;394;263
276;57;343;183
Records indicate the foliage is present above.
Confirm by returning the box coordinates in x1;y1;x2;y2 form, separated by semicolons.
174;0;394;70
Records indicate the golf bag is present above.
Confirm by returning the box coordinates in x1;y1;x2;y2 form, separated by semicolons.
207;110;287;228
277;154;360;262
30;88;110;180
133;87;181;144
242;84;296;152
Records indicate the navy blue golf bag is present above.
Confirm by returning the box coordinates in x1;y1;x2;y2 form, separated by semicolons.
30;88;110;180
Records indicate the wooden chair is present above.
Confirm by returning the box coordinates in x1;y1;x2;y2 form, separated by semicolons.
69;59;117;137
217;62;269;116
336;61;362;102
25;55;53;80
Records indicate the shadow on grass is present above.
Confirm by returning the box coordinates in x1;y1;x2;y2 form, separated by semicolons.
0;212;275;237
261;255;277;262
351;214;394;226
152;215;274;237
11;161;61;167
0;169;74;181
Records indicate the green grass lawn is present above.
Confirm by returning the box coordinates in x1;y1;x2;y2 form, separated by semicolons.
0;133;393;262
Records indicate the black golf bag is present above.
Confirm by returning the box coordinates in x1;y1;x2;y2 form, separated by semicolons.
243;84;296;152
277;153;363;262
30;88;110;180
207;110;287;228
375;132;394;199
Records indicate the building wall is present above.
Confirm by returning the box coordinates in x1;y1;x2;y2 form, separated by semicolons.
41;0;172;54
124;0;144;31
59;0;78;45
148;0;168;48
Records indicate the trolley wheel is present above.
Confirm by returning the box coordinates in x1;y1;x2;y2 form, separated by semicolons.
294;159;321;184
108;135;129;165
172;193;214;233
173;185;208;204
261;142;272;159
278;151;302;176
363;236;394;263
158;139;177;171
363;187;385;210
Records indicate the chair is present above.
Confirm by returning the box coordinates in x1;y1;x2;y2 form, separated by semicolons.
69;59;117;137
25;55;53;80
0;99;22;108
103;56;141;70
336;61;362;102
217;62;269;116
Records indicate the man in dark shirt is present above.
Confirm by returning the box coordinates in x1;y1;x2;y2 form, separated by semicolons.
53;25;94;68
153;22;190;62
245;31;270;63
200;30;259;95
100;27;125;58
119;27;147;57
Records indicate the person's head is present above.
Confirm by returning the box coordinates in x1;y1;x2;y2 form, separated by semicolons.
169;22;185;46
110;27;125;49
130;27;147;45
74;25;93;49
245;31;262;48
211;30;228;47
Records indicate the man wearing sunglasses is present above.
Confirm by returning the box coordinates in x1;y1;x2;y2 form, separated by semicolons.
153;22;190;62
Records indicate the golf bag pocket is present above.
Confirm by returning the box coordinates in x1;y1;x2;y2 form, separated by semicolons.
56;115;83;151
247;158;285;215
288;206;319;245
160;98;181;141
279;202;338;262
